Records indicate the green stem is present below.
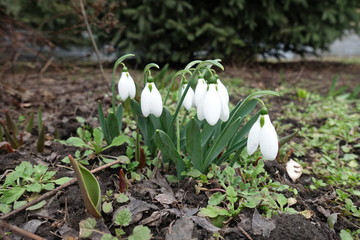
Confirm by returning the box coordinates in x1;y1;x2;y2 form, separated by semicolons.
164;69;191;105
135;128;140;163
256;98;266;109
176;115;180;154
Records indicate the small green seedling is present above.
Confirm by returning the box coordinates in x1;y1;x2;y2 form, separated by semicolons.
79;216;151;240
62;127;130;165
0;161;71;213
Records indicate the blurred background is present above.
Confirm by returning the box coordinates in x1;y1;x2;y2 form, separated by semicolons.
1;0;360;70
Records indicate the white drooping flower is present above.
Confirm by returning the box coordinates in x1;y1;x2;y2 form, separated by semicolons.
140;81;163;117
286;159;303;182
181;84;195;110
118;68;136;101
217;78;229;122
202;84;222;126
247;111;278;160
194;78;207;108
197;76;230;126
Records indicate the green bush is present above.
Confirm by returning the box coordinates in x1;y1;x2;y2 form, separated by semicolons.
2;0;360;63
118;0;360;63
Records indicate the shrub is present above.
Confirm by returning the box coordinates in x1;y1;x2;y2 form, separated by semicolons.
2;0;360;64
117;0;360;63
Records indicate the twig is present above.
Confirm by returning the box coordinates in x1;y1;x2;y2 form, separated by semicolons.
0;220;46;240
0;159;121;220
39;56;54;79
78;0;106;82
237;225;254;240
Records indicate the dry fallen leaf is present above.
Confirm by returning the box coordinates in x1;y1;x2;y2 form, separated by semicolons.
300;210;314;219
286;159;303;182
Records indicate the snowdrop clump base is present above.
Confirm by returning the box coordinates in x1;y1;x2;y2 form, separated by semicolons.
111;55;281;176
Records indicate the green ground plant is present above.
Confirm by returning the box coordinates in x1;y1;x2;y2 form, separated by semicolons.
61;127;130;166
0;162;71;214
196;161;297;227
276;88;360;238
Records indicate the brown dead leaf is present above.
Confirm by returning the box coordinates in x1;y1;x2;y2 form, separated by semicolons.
155;193;177;205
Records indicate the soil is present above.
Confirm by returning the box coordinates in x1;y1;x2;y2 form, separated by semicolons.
0;61;359;239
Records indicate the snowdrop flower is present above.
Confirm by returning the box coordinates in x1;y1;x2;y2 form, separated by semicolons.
216;78;229;122
118;67;136;101
181;83;195;110
194;77;207;108
140;76;163;117
202;84;222;125
198;75;230;126
247;109;278;160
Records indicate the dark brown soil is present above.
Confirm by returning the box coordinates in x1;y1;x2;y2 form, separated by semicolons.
0;61;359;239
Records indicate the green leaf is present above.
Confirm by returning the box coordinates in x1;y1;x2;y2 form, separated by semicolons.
105;135;129;150
336;189;350;201
101;234;118;240
114;208;132;226
185;168;202;178
13;200;27;209
116;104;123;133
0;187;26;204
79;218;96;238
253;159;265;177
242;195;262;208
201;123;218;147
98;102;111;145
37;123;45;153
226;186;237;204
106;113;120;141
37;106;43;131
33;164;48;179
128;225;152;240
52;177;72;185
69;155;102;218
26;200;46;211
41;170;56;182
186;118;203;170
65;137;89;148
208;192;226;206
203;117;242;171
4;171;21;186
26;183;42;192
102;201;113;213
279;130;298;148
0;203;11;214
93;128;104;147
275;193;288;209
340;230;353;240
199;206;229;218
244;90;280;102
26;112;34;133
41;183;55;191
154;130;185;178
16;162;33;177
115;193;129;203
